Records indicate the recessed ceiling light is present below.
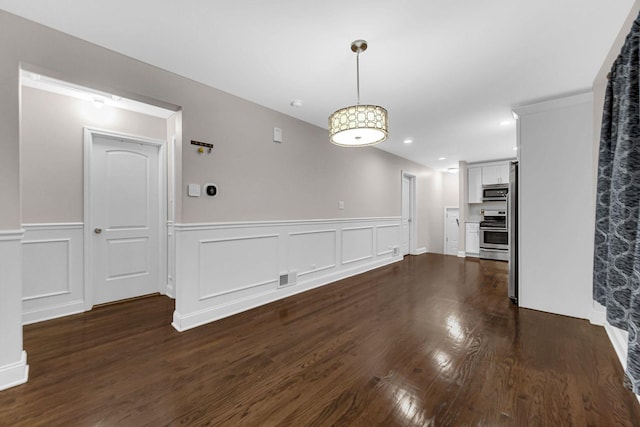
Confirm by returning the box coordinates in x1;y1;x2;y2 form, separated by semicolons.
438;157;446;161
403;138;413;144
499;120;511;127
290;99;303;108
513;147;518;151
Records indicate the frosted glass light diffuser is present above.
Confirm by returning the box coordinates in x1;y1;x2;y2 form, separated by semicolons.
328;104;388;147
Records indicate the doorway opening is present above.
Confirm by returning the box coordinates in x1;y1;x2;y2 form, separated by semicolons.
401;171;417;256
444;207;459;256
19;69;180;322
84;128;167;307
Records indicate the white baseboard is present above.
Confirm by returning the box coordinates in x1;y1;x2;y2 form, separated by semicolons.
457;250;466;258
164;284;176;299
604;322;628;369
590;302;606;326
0;351;28;391
413;247;427;255
22;300;85;325
602;322;640;403
584;304;640;402
173;255;401;332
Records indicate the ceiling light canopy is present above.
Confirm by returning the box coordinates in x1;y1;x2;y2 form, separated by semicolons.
329;40;388;147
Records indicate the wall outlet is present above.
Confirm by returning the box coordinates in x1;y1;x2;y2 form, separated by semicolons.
339;200;345;210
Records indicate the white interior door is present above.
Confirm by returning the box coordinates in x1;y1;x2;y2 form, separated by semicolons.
445;208;459;256
401;175;411;256
90;134;160;305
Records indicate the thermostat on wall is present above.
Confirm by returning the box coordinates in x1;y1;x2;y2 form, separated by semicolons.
204;183;218;197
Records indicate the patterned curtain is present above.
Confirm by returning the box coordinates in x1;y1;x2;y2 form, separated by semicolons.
593;16;640;394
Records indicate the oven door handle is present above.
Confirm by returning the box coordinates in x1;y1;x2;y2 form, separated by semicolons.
479;227;507;231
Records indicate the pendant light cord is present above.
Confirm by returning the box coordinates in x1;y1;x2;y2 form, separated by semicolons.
356;50;361;105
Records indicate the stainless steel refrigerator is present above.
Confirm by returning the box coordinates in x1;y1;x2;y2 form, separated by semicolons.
508;161;518;303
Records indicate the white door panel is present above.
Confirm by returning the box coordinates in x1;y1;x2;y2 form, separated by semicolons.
91;135;159;305
445;208;459;256
105;151;149;228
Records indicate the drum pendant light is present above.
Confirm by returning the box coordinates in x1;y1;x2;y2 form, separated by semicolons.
328;40;388;147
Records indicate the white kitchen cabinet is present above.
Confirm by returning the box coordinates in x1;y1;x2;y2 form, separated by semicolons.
468;166;483;203
481;163;510;185
466;222;480;255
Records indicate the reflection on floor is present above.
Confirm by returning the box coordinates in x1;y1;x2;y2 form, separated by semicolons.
2;253;638;425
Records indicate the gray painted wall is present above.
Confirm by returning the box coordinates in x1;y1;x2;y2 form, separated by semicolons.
20;86;167;223
0;10;444;251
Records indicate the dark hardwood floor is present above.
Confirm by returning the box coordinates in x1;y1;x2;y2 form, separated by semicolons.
1;254;639;426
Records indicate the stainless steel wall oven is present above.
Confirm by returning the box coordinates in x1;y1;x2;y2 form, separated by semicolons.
479;209;508;261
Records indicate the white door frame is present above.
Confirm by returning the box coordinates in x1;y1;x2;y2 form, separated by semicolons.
83;127;168;310
444;206;459;255
401;171;418;255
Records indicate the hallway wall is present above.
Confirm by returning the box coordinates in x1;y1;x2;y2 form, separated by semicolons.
0;9;446;389
21;86;167;223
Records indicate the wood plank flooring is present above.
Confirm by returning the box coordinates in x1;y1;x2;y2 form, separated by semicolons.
1;254;639;426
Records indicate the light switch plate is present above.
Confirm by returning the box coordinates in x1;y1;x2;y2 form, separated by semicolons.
188;184;201;197
273;127;283;143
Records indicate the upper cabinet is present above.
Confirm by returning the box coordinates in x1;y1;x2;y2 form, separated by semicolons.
467;161;511;203
481;163;510;185
468;167;483;203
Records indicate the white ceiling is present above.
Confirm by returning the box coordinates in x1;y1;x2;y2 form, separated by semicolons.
0;1;634;170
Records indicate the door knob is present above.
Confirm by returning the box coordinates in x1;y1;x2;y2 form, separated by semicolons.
94;228;102;234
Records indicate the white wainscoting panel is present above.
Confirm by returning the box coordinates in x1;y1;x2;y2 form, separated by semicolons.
200;234;279;300
22;224;84;324
173;217;401;331
23;239;70;299
342;226;374;265
377;225;400;256
288;229;337;277
0;230;29;391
